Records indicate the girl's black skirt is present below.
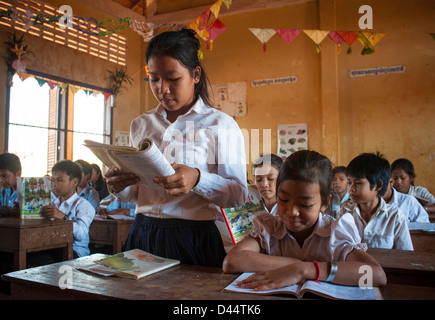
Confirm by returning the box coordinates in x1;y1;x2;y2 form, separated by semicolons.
124;214;227;268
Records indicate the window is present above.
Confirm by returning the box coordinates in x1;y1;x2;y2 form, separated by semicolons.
6;73;111;176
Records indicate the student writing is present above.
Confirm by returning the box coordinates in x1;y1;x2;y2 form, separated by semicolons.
105;29;247;267
223;150;386;290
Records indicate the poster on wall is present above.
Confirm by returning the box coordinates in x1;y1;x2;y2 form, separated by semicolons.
114;130;130;146
277;123;308;159
211;81;247;117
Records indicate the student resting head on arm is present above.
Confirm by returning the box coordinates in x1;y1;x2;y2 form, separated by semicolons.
104;29;247;267
223;150;386;291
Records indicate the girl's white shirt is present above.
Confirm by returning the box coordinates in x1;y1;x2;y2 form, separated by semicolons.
115;97;248;221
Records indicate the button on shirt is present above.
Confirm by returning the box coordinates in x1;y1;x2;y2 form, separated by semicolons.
115;98;248;221
386;187;429;222
337;198;413;251
52;192;95;257
249;212;367;262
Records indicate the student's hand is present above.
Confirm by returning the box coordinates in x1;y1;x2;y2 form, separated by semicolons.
40;205;67;220
98;208;109;216
104;168;140;193
110;208;129;216
237;263;306;291
153;164;200;196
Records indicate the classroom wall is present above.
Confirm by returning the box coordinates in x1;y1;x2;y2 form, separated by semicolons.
1;0;434;193
194;0;435;190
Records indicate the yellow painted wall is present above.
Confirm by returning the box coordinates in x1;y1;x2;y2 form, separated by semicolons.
197;0;435;191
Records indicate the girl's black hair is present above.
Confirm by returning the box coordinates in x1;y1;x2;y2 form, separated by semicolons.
145;28;213;107
277;150;333;206
253;154;284;172
0;152;21;174
391;158;415;185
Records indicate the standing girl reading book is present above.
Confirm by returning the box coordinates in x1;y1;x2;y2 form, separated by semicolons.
105;29;247;268
223;150;386;290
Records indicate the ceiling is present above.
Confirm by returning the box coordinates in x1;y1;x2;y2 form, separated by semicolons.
101;0;313;24
110;0;217;17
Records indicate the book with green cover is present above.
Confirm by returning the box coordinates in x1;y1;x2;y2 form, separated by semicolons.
17;177;51;219
78;249;180;280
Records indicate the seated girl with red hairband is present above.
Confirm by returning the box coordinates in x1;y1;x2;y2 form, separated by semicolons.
223;150;386;291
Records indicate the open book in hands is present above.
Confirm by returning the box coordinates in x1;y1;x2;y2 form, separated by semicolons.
224;272;382;300
84;138;175;189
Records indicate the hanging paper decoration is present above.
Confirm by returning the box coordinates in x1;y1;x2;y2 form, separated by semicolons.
274;29;302;44
201;19;226;50
130;20;154;42
210;0;223;19
102;92;112;101
222;0;232;9
35;77;47;87
336;31;359;54
70;86;80;95
47;81;58;90
328;31;345;53
58;83;68;94
303;29;329;53
200;9;211;27
11;60;27;74
356;31;385;55
249;28;276;52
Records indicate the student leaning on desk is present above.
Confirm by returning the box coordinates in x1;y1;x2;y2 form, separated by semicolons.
223;150;386;291
40;160;95;258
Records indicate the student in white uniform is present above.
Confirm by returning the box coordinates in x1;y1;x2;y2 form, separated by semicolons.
391;158;435;213
253;154;283;215
223;150;386;290
337;152;413;251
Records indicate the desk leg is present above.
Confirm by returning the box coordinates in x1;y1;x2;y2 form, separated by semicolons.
62;242;74;261
113;228;121;254
13;249;26;270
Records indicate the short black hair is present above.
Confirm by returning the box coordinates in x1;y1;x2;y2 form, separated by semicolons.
52;160;81;184
0;153;21;174
277;150;333;206
346;152;390;197
75;159;92;177
391;158;415;186
253;154;283;173
332;166;347;176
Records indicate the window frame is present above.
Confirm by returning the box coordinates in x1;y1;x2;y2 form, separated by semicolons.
4;69;113;173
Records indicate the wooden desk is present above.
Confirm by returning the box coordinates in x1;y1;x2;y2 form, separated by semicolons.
89;218;133;254
0;218;73;270
410;229;435;254
2;253;435;300
429;212;435;223
368;247;435;287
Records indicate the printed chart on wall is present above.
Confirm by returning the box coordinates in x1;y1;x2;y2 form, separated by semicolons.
211;82;247;117
277;123;308;159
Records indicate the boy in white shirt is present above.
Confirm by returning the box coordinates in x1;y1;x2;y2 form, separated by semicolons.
337;152;413;251
41;160;95;257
